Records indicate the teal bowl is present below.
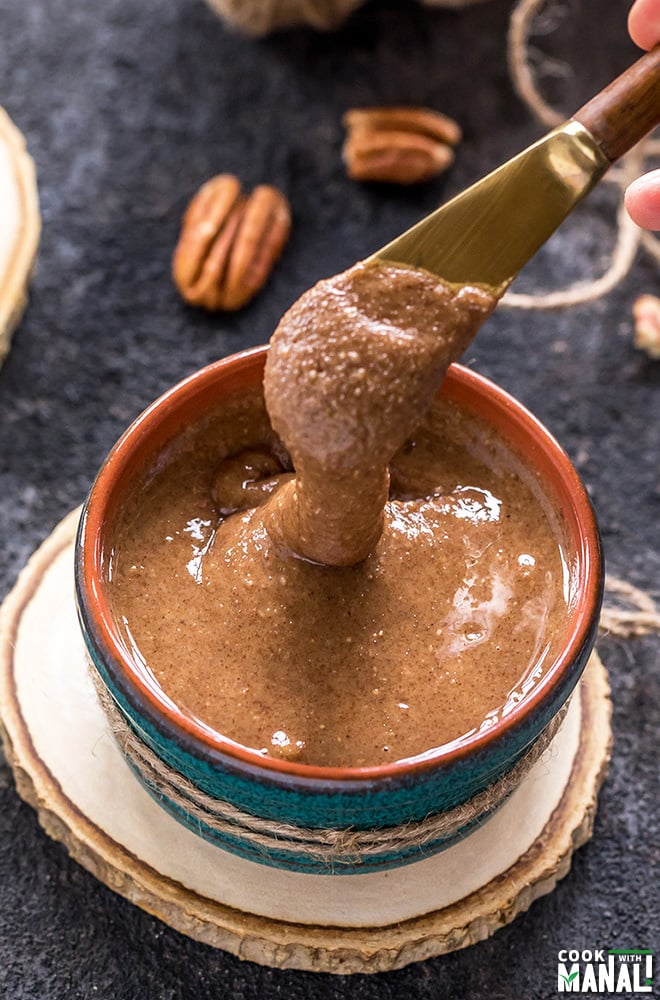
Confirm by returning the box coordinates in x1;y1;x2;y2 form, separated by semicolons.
75;347;603;874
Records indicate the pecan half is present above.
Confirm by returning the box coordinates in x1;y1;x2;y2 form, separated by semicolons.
343;106;461;185
173;174;291;311
632;294;660;359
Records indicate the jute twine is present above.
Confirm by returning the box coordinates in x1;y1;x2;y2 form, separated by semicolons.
504;0;660;310
204;0;492;36
601;575;660;639
90;665;568;866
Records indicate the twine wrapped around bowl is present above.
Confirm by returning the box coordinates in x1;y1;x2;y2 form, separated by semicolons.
205;0;494;35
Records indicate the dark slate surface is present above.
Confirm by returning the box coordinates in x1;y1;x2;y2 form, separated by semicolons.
1;0;658;997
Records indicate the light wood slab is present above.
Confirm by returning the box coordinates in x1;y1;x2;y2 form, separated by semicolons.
0;509;612;974
0;107;40;367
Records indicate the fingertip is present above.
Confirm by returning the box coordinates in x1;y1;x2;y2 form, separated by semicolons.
625;171;660;231
628;0;660;50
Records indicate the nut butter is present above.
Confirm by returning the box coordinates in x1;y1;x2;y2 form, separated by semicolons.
108;262;569;768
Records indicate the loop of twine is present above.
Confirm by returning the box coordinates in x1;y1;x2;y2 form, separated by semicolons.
90;665;568;866
600;575;660;638
504;0;660;310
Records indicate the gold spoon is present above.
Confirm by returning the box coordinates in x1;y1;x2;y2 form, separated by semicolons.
370;47;660;296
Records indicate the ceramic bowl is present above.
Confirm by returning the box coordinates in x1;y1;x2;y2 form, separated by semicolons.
75;347;602;874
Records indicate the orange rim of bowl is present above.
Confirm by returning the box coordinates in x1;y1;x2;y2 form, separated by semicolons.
78;346;602;784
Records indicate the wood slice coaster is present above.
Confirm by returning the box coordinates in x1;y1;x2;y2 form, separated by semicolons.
0;107;40;367
0;509;612;974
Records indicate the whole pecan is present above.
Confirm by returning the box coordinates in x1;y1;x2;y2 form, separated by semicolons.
632;294;660;359
173;174;291;311
343;106;461;185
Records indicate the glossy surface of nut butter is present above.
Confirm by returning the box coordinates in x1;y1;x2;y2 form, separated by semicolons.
108;385;568;768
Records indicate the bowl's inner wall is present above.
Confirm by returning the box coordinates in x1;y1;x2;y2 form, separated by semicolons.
79;352;601;779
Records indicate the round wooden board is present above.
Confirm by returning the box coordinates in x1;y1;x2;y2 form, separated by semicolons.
0;106;40;366
0;509;612;975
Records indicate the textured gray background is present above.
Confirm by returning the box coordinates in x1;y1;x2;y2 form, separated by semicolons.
0;0;658;997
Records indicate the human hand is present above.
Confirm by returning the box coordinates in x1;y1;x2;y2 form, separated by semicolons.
625;0;660;229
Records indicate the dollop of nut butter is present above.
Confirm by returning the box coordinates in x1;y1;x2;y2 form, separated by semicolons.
263;261;495;565
108;262;569;767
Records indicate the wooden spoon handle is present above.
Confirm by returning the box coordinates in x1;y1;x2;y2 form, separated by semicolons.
574;46;660;163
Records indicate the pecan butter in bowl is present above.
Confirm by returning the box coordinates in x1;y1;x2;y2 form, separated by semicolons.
75;345;602;875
